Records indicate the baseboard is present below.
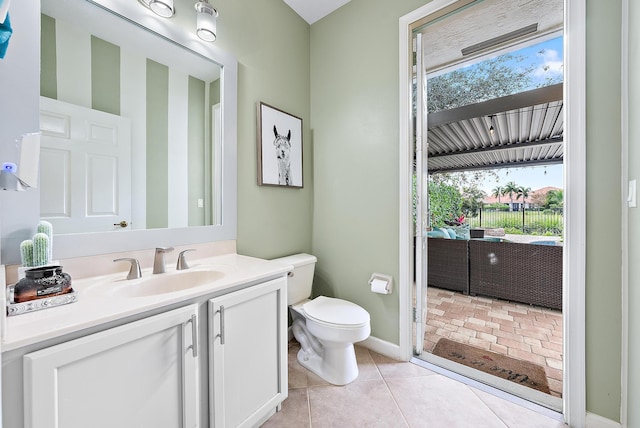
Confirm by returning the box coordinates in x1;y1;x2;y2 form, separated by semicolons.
359;335;404;361
586;412;622;428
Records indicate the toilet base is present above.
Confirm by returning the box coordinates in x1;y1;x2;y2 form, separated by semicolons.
296;342;359;386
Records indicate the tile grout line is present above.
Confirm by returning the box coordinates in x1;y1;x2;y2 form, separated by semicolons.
466;386;514;428
370;348;412;428
410;356;565;422
306;382;313;428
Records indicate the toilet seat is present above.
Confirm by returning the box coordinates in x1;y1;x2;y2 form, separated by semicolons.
302;296;369;328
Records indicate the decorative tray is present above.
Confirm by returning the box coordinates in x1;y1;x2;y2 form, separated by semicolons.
6;285;78;317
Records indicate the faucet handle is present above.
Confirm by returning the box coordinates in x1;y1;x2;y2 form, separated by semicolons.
177;249;196;270
156;246;174;253
113;258;142;280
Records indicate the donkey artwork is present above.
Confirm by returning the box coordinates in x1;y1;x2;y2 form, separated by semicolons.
273;125;292;186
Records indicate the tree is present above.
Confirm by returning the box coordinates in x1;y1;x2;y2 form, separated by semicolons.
428;182;462;227
429;170;498;189
491;186;503;204
503;181;519;211
461;187;486;217
544;189;564;211
428;172;490;225
426;54;562;113
516;186;532;209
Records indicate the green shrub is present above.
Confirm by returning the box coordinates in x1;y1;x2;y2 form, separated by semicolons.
484;203;509;211
428;182;462;227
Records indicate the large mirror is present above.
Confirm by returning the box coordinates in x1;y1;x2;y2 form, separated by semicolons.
39;0;237;258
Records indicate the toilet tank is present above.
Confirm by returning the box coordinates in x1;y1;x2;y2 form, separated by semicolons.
271;253;317;305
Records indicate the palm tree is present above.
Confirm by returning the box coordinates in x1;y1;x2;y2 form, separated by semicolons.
491;186;503;204
516;186;531;210
503;181;519;211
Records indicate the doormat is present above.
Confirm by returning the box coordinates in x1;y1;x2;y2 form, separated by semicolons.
432;338;550;394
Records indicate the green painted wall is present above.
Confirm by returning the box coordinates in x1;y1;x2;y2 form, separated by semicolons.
90;36;120;115
310;0;624;421
627;1;640;426
40;14;56;100
188;76;206;227
146;59;169;229
214;0;313;259
310;0;426;345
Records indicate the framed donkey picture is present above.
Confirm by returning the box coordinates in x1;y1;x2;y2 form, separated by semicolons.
257;102;303;188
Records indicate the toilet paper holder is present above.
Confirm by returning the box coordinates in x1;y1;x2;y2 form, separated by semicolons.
368;273;393;295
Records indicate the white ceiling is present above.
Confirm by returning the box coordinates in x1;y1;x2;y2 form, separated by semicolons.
282;0;352;24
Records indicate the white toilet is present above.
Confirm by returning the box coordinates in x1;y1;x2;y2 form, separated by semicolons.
273;253;371;385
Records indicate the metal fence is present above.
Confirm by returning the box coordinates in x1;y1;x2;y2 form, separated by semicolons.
465;207;563;235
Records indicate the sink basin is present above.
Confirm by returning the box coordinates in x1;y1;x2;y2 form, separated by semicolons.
123;269;226;297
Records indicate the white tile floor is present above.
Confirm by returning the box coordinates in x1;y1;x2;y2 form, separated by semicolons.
261;341;567;428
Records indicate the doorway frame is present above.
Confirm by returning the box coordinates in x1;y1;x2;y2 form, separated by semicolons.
397;0;586;426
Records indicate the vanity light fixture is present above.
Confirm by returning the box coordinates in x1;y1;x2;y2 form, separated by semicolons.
139;0;175;18
194;0;218;42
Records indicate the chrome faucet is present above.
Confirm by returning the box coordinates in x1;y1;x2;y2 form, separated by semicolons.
176;249;196;270
113;258;142;280
153;247;174;274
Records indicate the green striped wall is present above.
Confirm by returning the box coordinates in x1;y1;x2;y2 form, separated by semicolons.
39;14;217;229
90;36;120;115
209;79;221;225
146;59;169;229
40;14;57;99
188;76;206;227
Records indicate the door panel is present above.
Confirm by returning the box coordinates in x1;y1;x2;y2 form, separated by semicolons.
40;97;131;234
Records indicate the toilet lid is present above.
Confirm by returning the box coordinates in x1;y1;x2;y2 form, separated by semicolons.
303;296;370;326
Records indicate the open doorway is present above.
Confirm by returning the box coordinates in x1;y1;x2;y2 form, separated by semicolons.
410;0;564;411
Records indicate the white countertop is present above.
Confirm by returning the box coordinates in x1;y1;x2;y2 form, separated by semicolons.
2;254;291;352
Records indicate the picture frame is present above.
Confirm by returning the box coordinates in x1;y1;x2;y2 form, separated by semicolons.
257;101;303;188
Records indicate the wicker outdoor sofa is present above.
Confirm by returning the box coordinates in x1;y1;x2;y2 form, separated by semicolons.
427;238;469;294
427;237;563;310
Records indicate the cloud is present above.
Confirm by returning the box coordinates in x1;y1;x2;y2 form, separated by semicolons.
533;49;563;78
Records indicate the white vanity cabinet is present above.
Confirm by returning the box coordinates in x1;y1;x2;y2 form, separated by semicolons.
208;277;288;428
22;304;200;428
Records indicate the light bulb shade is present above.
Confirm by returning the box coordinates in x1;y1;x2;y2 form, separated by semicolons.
195;2;218;41
149;0;175;17
488;115;496;135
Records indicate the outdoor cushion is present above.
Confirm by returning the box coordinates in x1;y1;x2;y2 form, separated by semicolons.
427;230;447;238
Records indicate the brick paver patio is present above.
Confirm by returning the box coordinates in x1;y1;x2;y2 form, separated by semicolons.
423;286;564;398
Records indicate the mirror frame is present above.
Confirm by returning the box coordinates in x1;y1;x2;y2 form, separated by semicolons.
50;0;237;258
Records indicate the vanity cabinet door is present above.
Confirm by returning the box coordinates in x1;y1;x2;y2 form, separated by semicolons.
209;277;287;428
23;304;200;428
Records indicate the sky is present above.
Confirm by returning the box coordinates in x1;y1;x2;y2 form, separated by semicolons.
478;164;563;195
514;36;564;87
476;37;564;194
